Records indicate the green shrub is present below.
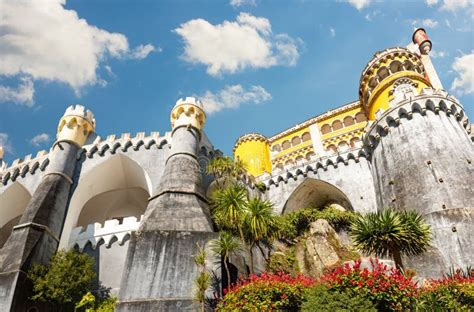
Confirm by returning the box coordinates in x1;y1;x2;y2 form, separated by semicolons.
217;272;315;311
301;285;376;312
266;246;299;275
279;206;357;241
28;249;96;308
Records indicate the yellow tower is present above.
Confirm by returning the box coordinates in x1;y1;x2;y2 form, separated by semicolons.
233;133;272;177
56;104;96;147
359;47;432;120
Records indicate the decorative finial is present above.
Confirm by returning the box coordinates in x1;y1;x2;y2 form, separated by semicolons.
57;104;96;147
170;97;206;131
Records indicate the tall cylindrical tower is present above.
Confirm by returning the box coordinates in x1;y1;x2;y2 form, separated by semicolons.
0;105;95;311
233;133;272;177
361;47;474;277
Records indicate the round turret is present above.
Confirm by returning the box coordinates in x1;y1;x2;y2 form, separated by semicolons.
359;47;432;120
233;133;271;177
412;28;432;55
57;105;96;147
170;97;206;131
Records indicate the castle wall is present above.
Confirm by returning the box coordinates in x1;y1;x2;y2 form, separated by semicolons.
263;150;377;215
367;94;474;276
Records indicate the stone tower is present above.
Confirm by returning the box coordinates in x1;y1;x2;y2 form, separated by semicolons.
116;97;217;311
0;105;95;311
360;33;473;276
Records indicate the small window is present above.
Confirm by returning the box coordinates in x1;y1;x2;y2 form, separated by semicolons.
301;132;311;142
355;112;367;123
306;152;315;160
282;140;291;150
332;120;343;130
320;124;332;135
272;144;281;152
291;136;301;146
343;116;355;127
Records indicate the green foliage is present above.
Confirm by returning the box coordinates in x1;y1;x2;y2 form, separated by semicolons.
349;209;431;269
217;272;315;311
207;156;246;187
211;231;240;289
244;197;277;242
279;206;358;241
194;244;210;311
75;292;116;312
28;249;96;307
266;247;299;275
301;285;376;312
211;185;248;232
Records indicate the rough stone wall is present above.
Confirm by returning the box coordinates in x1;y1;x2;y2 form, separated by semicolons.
366;95;473;277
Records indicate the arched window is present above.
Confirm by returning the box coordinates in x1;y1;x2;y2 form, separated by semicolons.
343;116;355;127
355;112;367;123
295;155;304;163
285;159;294;166
282;140;291;150
271;144;281;152
275;163;284;170
390;60;403;73
327;144;337;154
291;136;301;146
301;132;311;142
403;60;415;71
350;137;361;148
338;140;349;152
320;124;331;135
377;66;390;80
306;151;315;160
332;120;343;131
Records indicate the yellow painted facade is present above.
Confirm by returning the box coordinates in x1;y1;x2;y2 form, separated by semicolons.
234;134;272;177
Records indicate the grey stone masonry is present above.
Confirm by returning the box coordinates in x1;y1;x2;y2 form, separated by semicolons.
116;123;217;311
0;142;80;311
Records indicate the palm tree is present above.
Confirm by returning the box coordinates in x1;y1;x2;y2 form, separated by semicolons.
210;232;240;290
243;197;278;273
207;156;246;188
349;209;432;270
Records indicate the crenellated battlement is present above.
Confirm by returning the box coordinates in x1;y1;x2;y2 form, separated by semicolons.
363;90;470;154
0;150;50;185
69;216;143;252
261;147;368;188
79;131;171;159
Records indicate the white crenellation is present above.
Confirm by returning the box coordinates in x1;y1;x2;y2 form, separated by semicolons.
81;131;170;159
259;147;367;188
363;92;469;153
1;150;50;185
68;215;143;252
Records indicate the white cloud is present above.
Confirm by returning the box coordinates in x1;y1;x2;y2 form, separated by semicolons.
440;0;471;11
174;13;301;76
0;77;34;106
29;133;50;147
365;10;380;21
230;0;256;7
199;84;271;114
430;50;448;58
0;0;154;98
129;44;157;60
0;133;13;154
426;0;438;6
347;0;371;10
329;28;336;37
412;19;439;28
451;52;474;95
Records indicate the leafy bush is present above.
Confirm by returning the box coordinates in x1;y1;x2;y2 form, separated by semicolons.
28;249;96;308
216;272;315;311
279;206;357;241
301;284;376;312
266;247;299;276
416;268;474;311
319;258;417;311
75;292;116;312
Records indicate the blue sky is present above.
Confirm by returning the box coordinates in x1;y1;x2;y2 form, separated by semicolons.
0;0;473;163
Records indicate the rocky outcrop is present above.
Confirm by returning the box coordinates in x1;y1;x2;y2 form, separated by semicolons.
296;219;358;277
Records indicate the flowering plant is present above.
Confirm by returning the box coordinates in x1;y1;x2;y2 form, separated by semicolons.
216;272;315;311
319;258;417;311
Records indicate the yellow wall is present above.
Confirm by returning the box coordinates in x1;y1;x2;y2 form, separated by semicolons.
367;72;431;120
234;140;272;177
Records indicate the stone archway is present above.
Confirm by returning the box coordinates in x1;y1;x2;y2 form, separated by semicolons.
60;154;152;249
282;178;353;214
0;182;32;248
